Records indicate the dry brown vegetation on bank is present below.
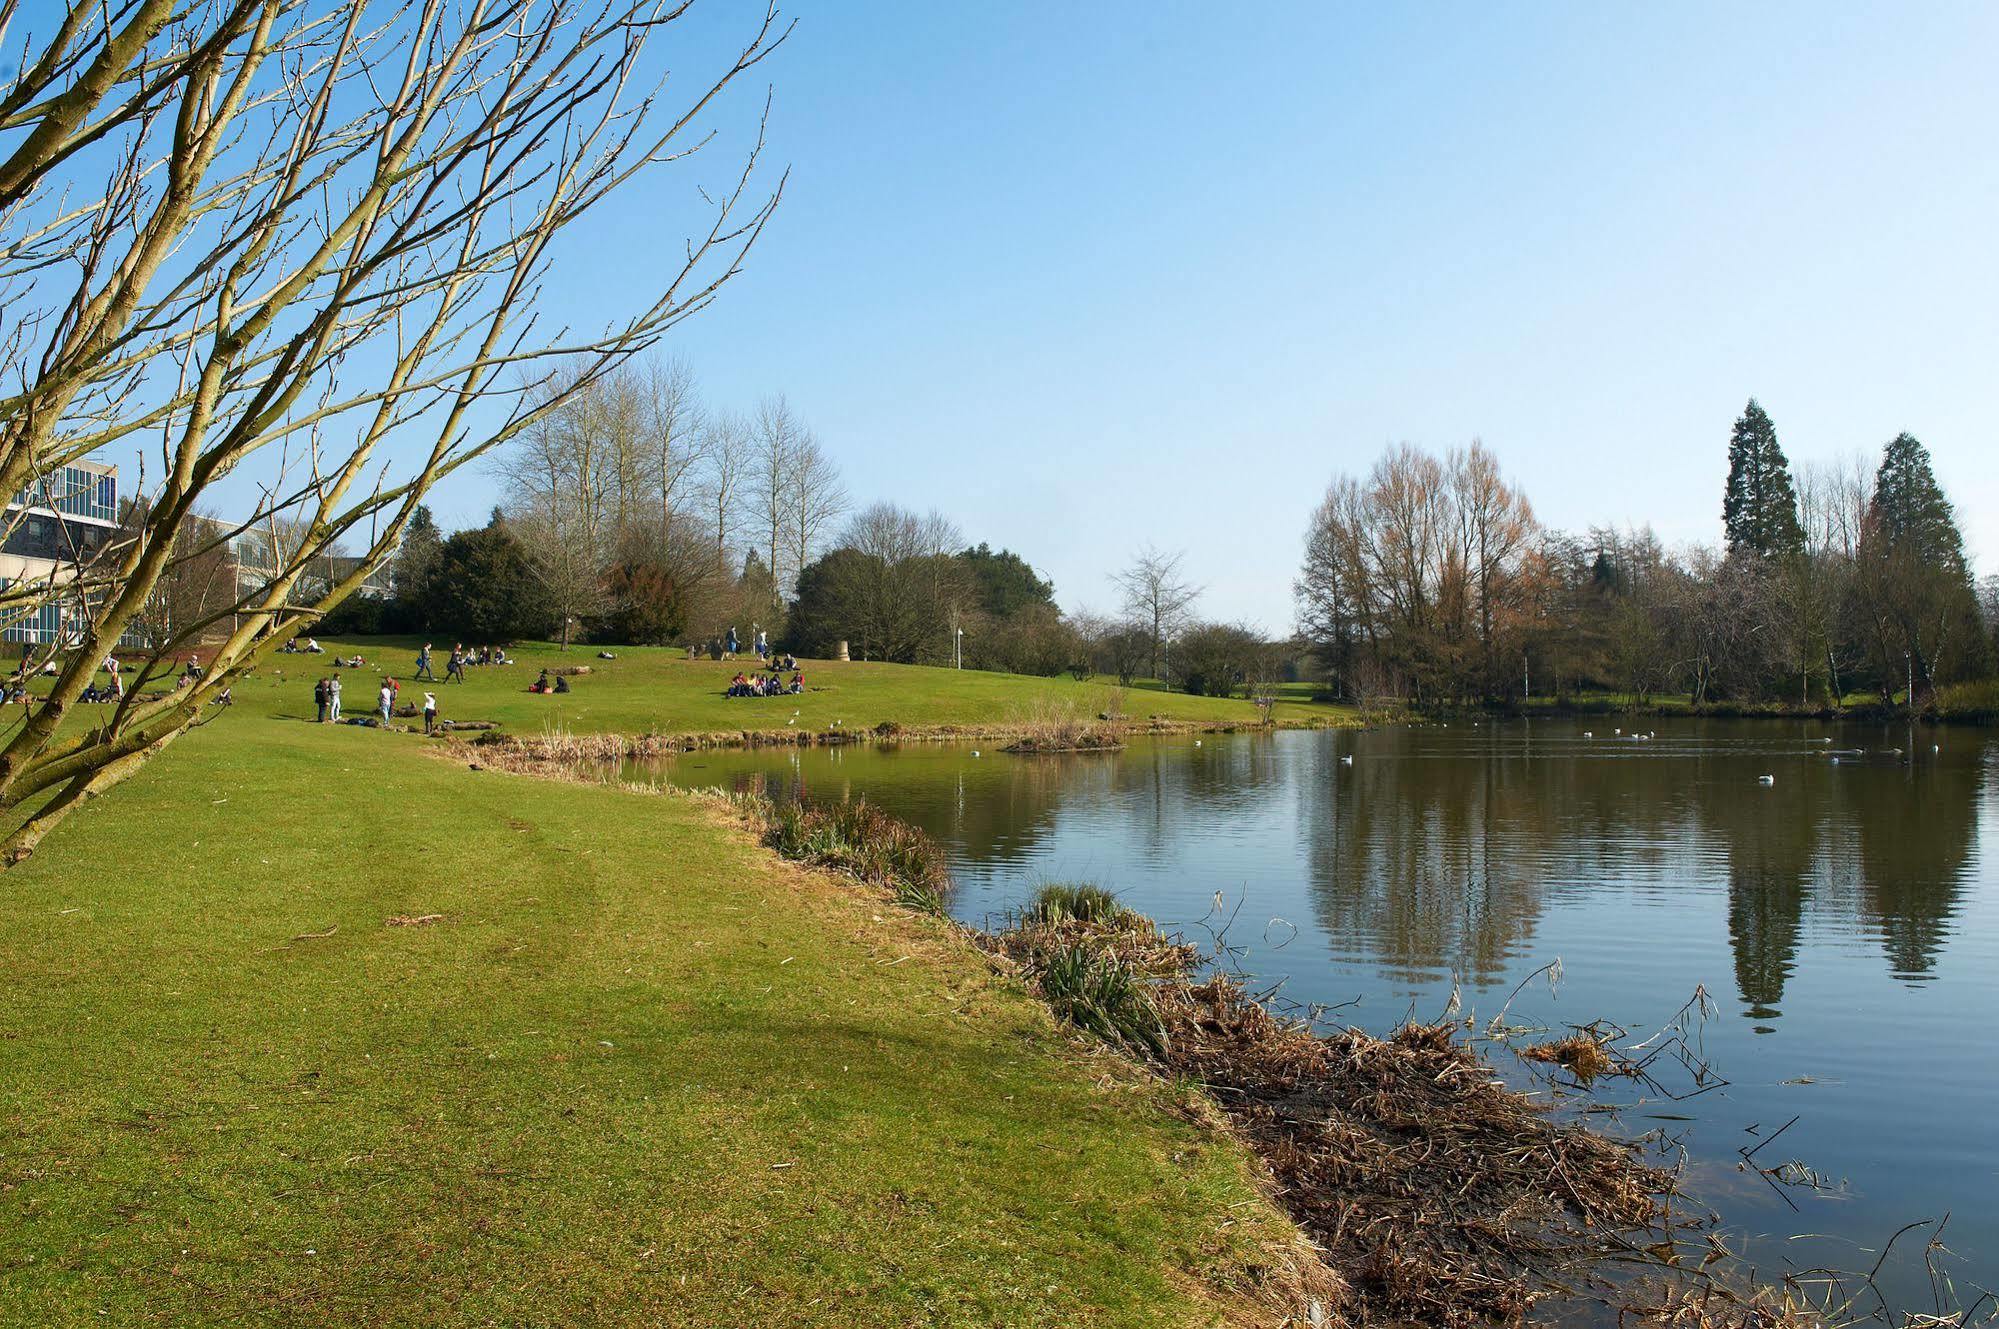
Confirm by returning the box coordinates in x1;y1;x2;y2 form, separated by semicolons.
987;900;1676;1326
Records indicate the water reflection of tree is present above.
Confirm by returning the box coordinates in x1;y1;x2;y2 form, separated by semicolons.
1295;726;1983;1005
1299;734;1556;986
1850;755;1980;982
1696;750;1815;1021
686;725;1984;1011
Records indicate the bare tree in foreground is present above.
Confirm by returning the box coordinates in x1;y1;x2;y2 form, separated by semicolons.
0;0;792;865
1112;545;1201;681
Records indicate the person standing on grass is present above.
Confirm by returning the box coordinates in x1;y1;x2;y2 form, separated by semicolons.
415;642;436;681
314;677;329;723
726;625;738;658
422;691;438;736
378;679;394;725
329;674;343;722
447;643;466;683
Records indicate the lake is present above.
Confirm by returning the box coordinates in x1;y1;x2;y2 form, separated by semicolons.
637;718;1999;1310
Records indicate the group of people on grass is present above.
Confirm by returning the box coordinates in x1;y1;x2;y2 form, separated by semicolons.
527;668;570;695
411;642;513;684
7;652;228;706
727;669;803;698
313;673;440;735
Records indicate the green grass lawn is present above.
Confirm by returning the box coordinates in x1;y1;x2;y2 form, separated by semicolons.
0;715;1310;1326
217;636;1355;737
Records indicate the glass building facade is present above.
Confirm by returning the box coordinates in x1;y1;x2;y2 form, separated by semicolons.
3;461;120;645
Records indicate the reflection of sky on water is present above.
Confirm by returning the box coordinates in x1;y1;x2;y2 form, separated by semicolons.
649;719;1999;1310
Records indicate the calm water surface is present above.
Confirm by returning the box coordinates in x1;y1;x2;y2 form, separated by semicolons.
642;719;1999;1307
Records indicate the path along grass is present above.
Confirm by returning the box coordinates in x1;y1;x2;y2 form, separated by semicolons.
0;716;1317;1326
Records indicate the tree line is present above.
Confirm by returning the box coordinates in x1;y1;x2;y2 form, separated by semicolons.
346;357;1291;698
1295;401;1994;709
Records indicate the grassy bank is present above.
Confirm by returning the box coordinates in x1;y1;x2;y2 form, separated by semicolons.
218;637;1357;738
0;719;1317;1326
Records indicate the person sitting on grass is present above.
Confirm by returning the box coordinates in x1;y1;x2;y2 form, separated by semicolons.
530;669;551;694
553;673;570;694
789;672;803;694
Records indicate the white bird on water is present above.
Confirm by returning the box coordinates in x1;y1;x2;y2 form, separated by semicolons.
1758;775;1775;785
1582;731;1593;738
1340;755;1354;766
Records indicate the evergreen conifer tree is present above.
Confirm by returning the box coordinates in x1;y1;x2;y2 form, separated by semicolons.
1870;432;1967;572
1720;399;1804;559
1854;431;1985;697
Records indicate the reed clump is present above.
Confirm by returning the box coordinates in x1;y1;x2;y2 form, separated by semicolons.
1001;697;1125;754
751;795;950;915
1028;881;1127;925
1520;1028;1628;1085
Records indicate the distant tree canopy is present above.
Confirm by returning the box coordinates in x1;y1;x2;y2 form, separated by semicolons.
420;520;552;643
956;544;1055;619
1172;622;1270;698
380;505;444;633
1721;399;1804;561
781;509;1077;674
1296;411;1988;709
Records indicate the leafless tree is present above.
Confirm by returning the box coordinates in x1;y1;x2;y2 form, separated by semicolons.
843;502;960;564
1448;440;1536;692
748;394;804;596
701;410;752;563
1794;454;1870;703
0;0;792;864
640;358;707;546
814;502;966;663
1296;442;1540;703
1112;544;1200;681
784;428;847;584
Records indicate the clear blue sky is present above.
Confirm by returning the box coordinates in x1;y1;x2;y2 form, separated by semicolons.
419;0;1999;632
